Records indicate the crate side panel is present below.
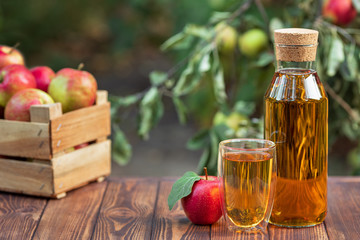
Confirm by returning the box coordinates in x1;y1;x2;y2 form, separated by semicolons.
51;103;110;153
0;120;51;159
53;140;111;194
0;158;53;195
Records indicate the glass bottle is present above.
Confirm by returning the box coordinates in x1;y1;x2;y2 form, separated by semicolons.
264;28;328;227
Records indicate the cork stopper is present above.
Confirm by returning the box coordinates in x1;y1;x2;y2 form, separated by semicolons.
274;28;318;62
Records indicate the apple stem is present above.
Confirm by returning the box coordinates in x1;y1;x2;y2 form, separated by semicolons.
204;167;208;180
9;42;20;54
78;63;84;70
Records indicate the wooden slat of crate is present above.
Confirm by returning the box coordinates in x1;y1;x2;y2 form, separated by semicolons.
0;157;53;196
0;120;50;159
52;140;111;195
50;102;111;154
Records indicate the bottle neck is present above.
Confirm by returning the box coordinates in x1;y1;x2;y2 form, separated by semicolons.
276;60;316;72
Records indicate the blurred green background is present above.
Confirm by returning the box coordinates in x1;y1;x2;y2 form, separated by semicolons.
1;0;359;176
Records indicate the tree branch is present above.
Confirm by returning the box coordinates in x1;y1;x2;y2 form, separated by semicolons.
323;81;360;122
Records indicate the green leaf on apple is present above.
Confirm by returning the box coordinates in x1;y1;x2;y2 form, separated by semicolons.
168;171;201;210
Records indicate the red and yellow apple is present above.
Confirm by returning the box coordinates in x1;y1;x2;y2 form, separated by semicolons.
4;88;54;121
0;64;37;107
48;67;97;113
74;143;89;150
0;45;25;70
323;0;357;25
181;175;222;225
30;66;55;92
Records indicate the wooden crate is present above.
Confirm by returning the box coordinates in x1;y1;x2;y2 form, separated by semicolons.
0;91;111;198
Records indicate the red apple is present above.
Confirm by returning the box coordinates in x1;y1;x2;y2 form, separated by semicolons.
48;67;97;113
0;45;25;70
181;176;222;225
323;0;357;25
30;66;55;92
0;64;37;107
5;88;54;122
74;143;89;150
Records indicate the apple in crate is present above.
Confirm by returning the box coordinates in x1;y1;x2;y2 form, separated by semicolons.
0;64;37;107
75;143;89;150
48;66;97;113
30;66;55;92
5;88;54;121
0;45;25;69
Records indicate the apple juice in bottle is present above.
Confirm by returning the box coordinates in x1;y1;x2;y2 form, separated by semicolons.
264;28;328;227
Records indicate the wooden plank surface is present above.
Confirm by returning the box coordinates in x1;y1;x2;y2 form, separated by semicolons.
325;177;360;240
52;140;111;194
0;193;47;239
0;177;359;240
50;102;111;154
33;181;107;240
0;157;53;196
212;217;268;240
269;223;328;240
0;119;50;159
151;180;211;240
92;178;158;239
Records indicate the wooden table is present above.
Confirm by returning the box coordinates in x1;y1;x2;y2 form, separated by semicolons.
0;177;359;239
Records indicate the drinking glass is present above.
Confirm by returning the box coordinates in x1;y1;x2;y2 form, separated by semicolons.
218;139;276;233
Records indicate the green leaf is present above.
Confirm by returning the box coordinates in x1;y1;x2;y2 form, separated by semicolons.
160;32;194;51
110;94;142;117
173;60;199;96
207;129;219;175
138;87;164;139
184;24;213;40
327;37;345;77
209;12;232;24
352;0;360;13
269;18;284;37
199;53;211;72
112;125;132;166
168;171;201;210
197;147;211;174
253;52;274;67
213;124;229;140
187;129;210;150
212;52;227;104
173;97;187;124
150;71;168;86
233;101;256;116
110;94;141;108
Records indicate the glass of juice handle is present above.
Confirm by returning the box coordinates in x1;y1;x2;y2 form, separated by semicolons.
218;138;276;233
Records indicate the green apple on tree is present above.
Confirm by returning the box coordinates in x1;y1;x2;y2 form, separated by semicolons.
215;22;238;55
48;64;98;113
238;29;268;58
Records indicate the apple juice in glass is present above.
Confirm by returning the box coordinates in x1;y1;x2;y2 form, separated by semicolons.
218;139;276;232
264;28;328;227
